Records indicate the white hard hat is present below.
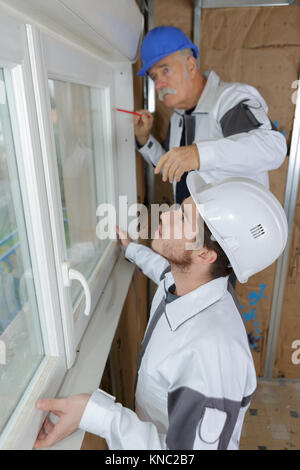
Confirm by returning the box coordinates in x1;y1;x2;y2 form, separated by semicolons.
186;172;288;284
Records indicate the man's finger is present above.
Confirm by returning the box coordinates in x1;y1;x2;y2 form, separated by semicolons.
133;115;141;126
34;418;55;448
154;154;169;174
134;110;148;126
167;161;179;183
161;153;174;181
34;419;66;449
175;168;185;182
162;157;177;183
36;398;67;414
35;427;48;443
141;113;149;122
116;226;127;239
43;417;55;434
34;429;58;449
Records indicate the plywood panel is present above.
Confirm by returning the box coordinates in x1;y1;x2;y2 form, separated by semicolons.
80;432;108;450
199;6;300;147
110;281;137;409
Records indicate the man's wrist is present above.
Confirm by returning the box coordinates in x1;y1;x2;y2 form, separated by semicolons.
192;144;200;170
135;135;149;148
195;142;216;171
79;389;116;438
135;138;143;149
124;241;138;263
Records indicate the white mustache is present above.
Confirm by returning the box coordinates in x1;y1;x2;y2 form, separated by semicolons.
158;87;178;101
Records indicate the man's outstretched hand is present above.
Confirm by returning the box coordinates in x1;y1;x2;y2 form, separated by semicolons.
155;144;200;183
34;394;90;449
116;226;132;250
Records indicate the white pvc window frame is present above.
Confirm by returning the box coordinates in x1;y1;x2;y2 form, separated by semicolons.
0;10;66;450
0;3;137;449
27;27;121;367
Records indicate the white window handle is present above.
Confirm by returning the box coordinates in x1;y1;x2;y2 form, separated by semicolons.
62;262;91;316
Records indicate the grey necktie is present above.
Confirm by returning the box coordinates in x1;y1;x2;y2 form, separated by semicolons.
175;113;196;205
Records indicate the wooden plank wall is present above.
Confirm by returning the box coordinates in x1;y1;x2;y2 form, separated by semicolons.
153;0;300;378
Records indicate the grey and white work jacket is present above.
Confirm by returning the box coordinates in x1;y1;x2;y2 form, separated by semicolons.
138;70;286;195
79;243;257;450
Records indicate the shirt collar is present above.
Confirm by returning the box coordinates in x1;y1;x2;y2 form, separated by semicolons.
174;69;220;116
164;273;229;331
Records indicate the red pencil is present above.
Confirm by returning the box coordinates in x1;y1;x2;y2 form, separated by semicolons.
116;108;151;118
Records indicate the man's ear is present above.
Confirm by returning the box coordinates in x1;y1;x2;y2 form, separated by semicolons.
194;248;217;266
186;55;198;76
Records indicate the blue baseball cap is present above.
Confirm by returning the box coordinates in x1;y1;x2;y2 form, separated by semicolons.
137;26;199;77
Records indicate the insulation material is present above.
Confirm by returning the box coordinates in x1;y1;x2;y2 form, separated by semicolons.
199;6;300;146
153;0;300;376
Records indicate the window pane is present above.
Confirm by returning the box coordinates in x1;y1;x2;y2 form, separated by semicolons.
0;69;45;433
49;80;111;306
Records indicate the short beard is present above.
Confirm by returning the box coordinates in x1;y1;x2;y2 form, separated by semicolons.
168;250;192;271
158;87;178;102
151;239;192;271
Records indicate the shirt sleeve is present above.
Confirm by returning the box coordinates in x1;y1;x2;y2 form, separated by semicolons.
136;134;165;167
79;389;167;450
125;242;170;285
196;85;287;176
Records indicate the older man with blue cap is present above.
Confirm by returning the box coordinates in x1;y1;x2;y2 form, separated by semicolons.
134;26;287;206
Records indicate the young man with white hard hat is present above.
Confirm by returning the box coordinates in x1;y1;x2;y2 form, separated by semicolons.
134;26;287;205
34;175;288;450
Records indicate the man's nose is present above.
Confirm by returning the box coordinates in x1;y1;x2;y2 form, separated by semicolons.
155;78;167;91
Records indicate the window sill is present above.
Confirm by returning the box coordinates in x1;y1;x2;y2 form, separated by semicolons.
47;253;135;450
